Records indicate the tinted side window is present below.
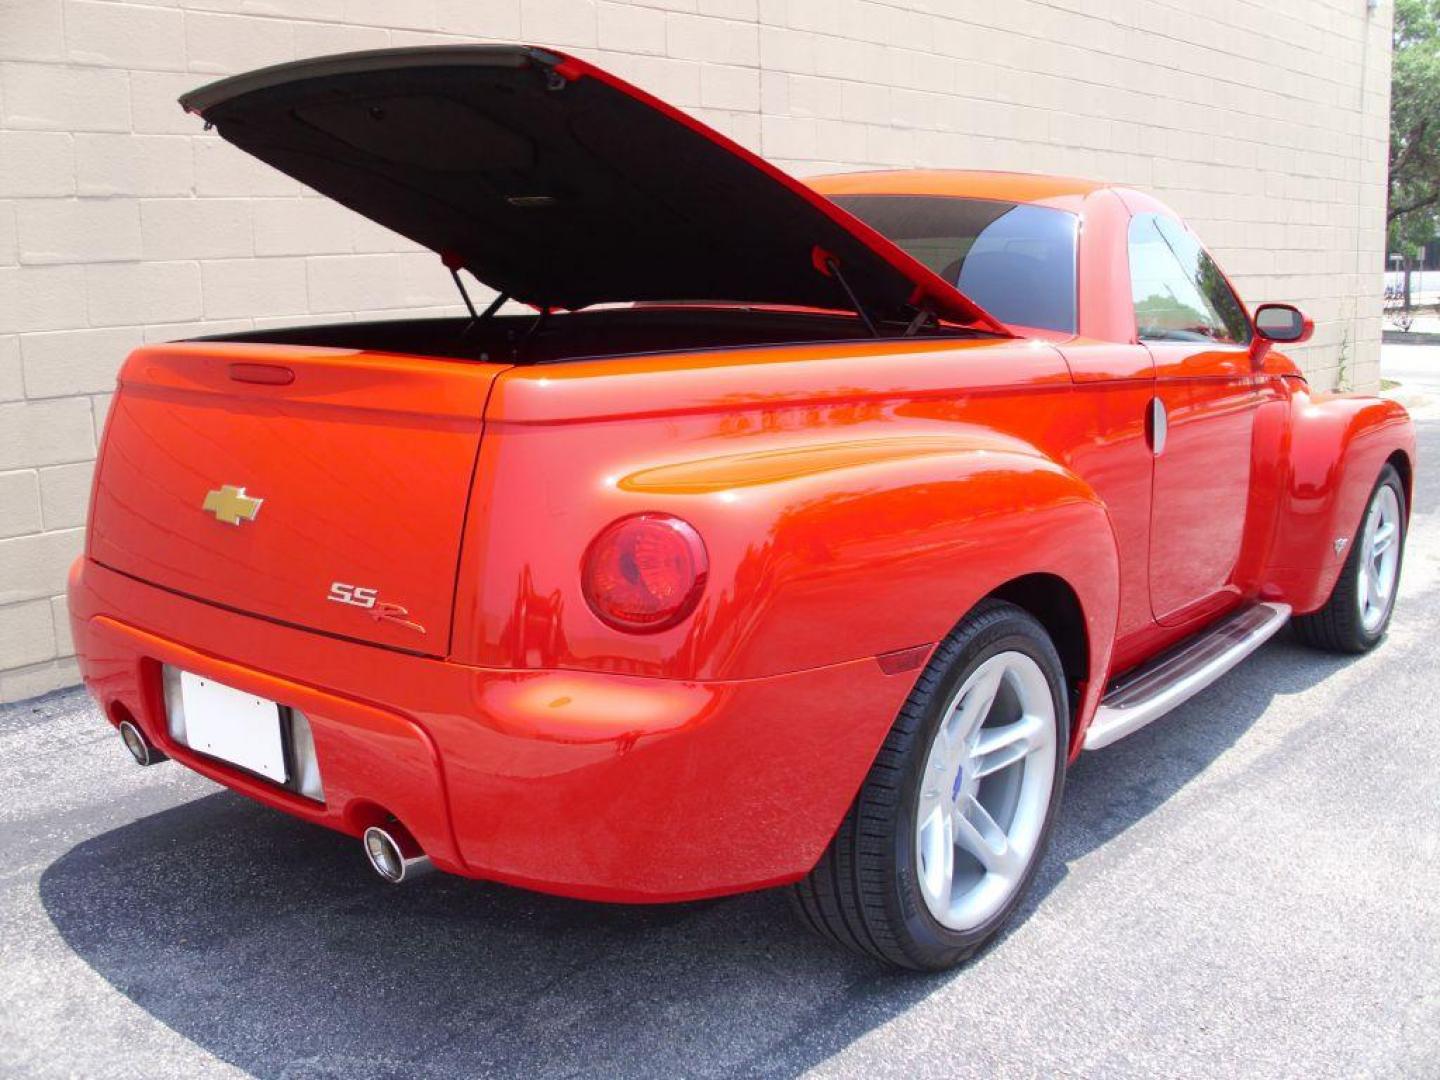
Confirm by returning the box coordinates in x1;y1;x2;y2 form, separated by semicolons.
1128;214;1251;344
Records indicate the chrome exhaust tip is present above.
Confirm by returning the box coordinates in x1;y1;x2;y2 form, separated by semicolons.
362;825;432;884
118;719;167;766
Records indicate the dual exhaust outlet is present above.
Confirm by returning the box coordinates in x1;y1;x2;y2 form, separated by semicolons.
117;719;432;884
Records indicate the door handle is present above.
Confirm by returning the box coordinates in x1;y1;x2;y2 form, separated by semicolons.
1148;397;1168;455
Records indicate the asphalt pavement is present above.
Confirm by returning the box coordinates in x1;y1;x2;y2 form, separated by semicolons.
2;354;1437;1079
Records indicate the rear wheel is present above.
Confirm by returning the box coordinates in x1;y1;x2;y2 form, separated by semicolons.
1294;464;1406;654
789;600;1068;970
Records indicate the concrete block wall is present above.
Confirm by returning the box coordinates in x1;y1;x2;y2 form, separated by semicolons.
0;0;1393;699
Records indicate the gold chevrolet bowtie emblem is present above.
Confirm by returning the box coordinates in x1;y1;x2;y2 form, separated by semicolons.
202;484;263;525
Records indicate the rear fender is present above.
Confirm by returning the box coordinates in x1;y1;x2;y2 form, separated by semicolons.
661;436;1121;731
456;423;1120;704
1265;390;1415;613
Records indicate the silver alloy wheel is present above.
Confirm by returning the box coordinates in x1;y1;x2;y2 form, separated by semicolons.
914;650;1057;931
1357;484;1402;634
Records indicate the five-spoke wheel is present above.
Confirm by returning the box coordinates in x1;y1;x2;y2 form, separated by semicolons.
914;651;1057;932
1295;463;1407;654
1357;481;1402;635
790;600;1068;970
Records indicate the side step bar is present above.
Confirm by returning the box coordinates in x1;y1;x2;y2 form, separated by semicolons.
1084;602;1292;751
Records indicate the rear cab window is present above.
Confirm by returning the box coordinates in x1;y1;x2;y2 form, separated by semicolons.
830;195;1079;334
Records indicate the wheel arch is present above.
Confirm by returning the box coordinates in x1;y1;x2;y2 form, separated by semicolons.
1386;447;1414;518
985;572;1089;699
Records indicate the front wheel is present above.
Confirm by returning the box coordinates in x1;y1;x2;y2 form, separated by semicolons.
1293;464;1407;654
789;600;1068;970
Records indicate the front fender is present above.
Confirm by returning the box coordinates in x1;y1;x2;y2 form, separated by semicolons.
1265;389;1415;613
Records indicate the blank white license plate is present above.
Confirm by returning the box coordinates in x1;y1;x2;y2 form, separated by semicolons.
178;671;287;783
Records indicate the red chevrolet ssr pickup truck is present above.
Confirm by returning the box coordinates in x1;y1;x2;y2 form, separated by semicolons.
69;46;1414;970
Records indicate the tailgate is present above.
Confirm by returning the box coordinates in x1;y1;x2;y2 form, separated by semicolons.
90;342;507;655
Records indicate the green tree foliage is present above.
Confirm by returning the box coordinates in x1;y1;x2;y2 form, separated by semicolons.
1390;0;1440;256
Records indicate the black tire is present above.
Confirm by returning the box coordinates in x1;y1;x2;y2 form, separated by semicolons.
789;600;1069;970
1293;464;1407;654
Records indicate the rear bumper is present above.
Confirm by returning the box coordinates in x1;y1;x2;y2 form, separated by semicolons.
69;558;919;902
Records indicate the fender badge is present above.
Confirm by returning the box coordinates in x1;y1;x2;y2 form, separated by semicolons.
202;484;263;525
326;582;426;635
371;601;427;636
1334;537;1349;556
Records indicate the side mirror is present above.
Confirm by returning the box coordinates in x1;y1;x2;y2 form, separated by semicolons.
1252;303;1313;344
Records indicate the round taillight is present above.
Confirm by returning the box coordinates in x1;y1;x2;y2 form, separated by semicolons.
582;513;708;633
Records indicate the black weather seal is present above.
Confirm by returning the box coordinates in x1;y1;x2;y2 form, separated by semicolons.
178;44;535;115
817;251;879;338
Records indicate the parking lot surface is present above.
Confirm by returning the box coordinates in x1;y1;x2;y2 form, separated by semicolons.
2;377;1436;1079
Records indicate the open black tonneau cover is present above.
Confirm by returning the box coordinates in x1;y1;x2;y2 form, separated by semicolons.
181;45;1010;334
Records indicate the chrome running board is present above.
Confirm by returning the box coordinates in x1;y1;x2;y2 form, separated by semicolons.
1083;602;1291;751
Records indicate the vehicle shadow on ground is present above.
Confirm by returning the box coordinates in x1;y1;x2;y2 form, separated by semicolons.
39;632;1352;1080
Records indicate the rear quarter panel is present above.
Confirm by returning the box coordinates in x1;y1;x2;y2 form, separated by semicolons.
452;338;1120;718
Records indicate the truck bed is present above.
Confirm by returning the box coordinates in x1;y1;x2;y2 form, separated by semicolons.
192;306;972;367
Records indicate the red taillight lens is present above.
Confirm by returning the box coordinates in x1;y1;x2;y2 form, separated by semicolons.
582;513;708;632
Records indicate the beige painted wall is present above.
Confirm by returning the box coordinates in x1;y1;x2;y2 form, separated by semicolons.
0;0;1393;700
